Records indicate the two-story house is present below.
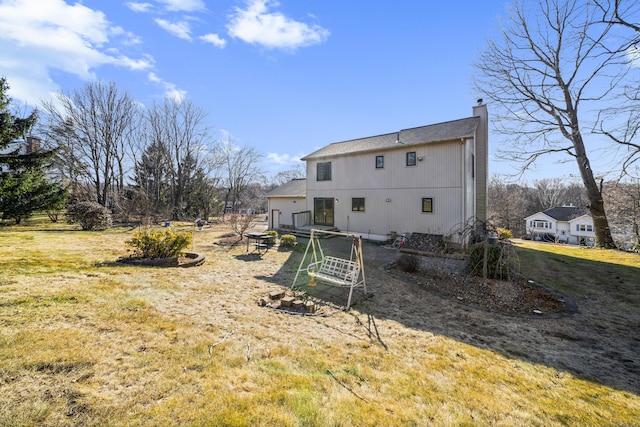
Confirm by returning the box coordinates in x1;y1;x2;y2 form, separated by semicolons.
267;102;488;246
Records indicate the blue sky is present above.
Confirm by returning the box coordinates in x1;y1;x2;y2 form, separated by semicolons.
0;0;598;183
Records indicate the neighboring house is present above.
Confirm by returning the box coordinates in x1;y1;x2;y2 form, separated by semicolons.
266;178;306;230
525;206;595;245
268;102;488;246
0;137;40;173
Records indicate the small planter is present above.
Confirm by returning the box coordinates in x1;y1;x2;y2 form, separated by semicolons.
117;252;204;268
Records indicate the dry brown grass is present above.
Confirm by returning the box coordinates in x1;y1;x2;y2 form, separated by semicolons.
1;218;639;426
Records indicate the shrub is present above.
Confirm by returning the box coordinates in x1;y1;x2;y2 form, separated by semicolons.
264;230;278;244
279;234;297;248
397;254;420;273
497;227;513;240
468;242;510;279
66;201;112;231
227;213;259;239
125;228;193;259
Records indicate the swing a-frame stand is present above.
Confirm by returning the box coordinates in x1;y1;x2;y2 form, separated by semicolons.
292;229;367;309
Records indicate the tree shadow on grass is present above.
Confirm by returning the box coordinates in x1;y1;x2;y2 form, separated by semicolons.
259;238;640;396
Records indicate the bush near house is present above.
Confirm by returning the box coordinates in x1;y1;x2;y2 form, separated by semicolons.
279;234;297;248
264;229;278;245
497;227;513;240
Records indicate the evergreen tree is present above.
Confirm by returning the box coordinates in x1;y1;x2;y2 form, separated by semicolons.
132;139;172;217
0;77;67;224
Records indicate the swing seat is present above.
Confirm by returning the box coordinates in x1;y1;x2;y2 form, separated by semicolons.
292;229;367;309
307;256;361;287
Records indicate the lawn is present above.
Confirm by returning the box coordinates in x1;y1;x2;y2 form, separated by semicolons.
1;218;639;426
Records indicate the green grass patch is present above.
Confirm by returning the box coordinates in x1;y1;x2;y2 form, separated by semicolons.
513;240;640;314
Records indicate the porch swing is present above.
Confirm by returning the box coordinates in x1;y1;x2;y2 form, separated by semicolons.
291;229;367;309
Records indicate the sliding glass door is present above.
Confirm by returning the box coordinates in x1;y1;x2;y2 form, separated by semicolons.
313;198;334;226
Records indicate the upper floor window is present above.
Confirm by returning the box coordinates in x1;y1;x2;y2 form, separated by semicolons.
317;162;332;181
352;198;365;212
577;224;593;232
376;155;384;169
422;198;433;213
406;152;417;166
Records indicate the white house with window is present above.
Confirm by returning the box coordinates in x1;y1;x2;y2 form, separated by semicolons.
525;206;594;245
267;102;488;246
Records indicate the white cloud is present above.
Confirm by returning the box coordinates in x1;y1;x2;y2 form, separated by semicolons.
266;152;302;165
0;0;153;105
227;0;329;51
200;33;226;48
148;72;186;102
126;2;153;13
155;18;192;40
158;0;205;13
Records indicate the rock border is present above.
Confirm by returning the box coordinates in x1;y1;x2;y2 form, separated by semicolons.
117;252;205;268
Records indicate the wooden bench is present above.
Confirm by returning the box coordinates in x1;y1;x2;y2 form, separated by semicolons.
307;256;360;287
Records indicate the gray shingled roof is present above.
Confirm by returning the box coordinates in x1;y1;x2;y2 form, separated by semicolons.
266;178;306;198
542;206;590;221
301;116;480;160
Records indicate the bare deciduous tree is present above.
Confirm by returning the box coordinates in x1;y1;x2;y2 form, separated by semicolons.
141;98;218;220
595;0;640;33
219;137;263;214
488;176;532;236
227;212;260;240
270;164;305;187
43;81;139;207
530;178;587;211
474;0;630;248
591;0;640;178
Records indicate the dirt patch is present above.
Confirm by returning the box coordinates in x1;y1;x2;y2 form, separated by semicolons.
389;266;570;316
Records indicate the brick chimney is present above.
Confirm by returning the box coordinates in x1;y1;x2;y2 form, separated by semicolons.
26;136;41;154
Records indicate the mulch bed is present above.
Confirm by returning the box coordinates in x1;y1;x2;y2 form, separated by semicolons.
389;266;572;316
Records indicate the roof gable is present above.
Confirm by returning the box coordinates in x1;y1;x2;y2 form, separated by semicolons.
266;178;306;198
302;116;480;160
568;214;593;224
542;206;590;222
524;212;555;222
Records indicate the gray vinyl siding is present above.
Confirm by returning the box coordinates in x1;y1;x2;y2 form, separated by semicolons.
306;140;468;238
301;103;487;243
